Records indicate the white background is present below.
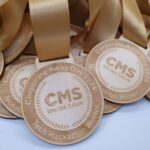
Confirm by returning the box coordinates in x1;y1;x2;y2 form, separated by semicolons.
1;98;150;150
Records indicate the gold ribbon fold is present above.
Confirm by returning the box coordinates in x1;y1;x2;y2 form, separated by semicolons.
84;0;122;53
69;0;88;28
137;0;150;16
86;0;104;31
0;0;8;6
143;15;150;44
122;0;148;48
0;0;27;51
29;0;70;61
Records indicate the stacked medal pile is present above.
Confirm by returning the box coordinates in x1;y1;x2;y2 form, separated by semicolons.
0;0;150;145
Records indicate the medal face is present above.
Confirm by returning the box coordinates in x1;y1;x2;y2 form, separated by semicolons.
0;57;36;117
3;15;33;64
0;52;4;76
22;62;103;145
86;39;150;104
74;55;121;114
103;100;121;114
0;99;17;119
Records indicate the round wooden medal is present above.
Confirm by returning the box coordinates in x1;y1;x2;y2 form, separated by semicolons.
103;100;121;114
0;99;17;119
0;57;36;117
74;55;121;114
3;15;33;64
22;62;104;145
85;39;150;104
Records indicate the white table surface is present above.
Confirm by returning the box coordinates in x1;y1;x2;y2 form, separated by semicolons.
1;98;150;150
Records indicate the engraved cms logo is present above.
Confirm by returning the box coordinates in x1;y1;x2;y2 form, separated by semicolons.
45;87;82;107
105;57;136;78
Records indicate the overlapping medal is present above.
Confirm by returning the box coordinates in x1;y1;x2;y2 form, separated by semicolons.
0;13;34;119
22;62;103;145
3;15;33;65
74;55;122;114
85;39;150;104
0;56;36;117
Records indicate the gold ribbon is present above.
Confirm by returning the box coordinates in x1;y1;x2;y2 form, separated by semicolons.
137;0;150;43
143;15;150;44
137;0;150;16
84;0;149;53
0;0;148;56
86;0;104;31
84;0;122;53
69;0;88;28
0;0;7;6
0;0;27;51
29;0;70;61
122;0;148;48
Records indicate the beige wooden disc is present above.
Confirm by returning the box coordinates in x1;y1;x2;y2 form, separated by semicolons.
0;52;4;76
74;56;122;114
74;55;87;67
85;39;150;104
3;15;33;65
0;99;17;119
146;46;150;99
103;100;121;114
0;57;36;117
22;62;104;145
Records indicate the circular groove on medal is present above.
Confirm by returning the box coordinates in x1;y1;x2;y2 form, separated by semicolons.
85;39;150;104
0;57;36;117
22;62;104;145
0;99;18;119
103;100;121;114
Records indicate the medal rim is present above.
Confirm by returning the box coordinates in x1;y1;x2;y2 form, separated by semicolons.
0;57;36;118
22;62;104;145
103;100;121;114
74;56;121;114
0;99;18;119
85;39;150;104
3;15;33;65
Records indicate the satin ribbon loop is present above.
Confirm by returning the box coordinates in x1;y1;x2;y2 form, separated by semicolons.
86;0;104;31
29;0;70;61
84;0;122;53
122;0;148;48
137;0;150;16
69;0;88;28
